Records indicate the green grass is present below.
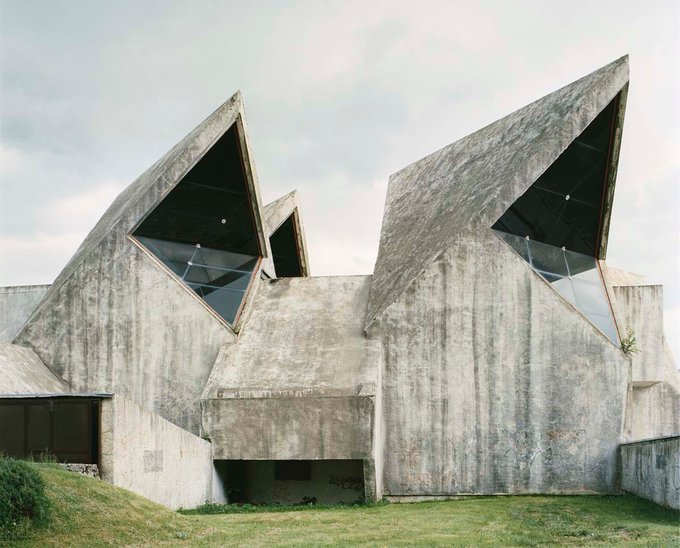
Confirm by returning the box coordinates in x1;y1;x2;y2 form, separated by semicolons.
15;464;680;547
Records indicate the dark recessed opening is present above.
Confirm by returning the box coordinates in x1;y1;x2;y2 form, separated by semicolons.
270;215;303;277
132;124;262;325
274;460;311;481
0;398;100;464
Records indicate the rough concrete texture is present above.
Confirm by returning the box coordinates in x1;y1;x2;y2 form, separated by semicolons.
15;242;232;434
610;283;680;439
0;343;67;394
13;92;275;434
263;190;310;277
217;460;366;504
624;383;680;441
620;436;680;509
366;56;629;329
612;285;671;382
602;265;646;287
202;276;380;466
0;285;49;342
368;229;630;495
100;395;213;510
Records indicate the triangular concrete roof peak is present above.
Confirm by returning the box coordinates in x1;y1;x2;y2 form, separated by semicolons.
22;91;269;333
365;55;629;330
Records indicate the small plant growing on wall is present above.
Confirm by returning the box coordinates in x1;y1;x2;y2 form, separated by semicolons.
621;327;640;356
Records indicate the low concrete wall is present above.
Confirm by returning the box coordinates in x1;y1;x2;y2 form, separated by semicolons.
620;436;680;509
100;395;212;510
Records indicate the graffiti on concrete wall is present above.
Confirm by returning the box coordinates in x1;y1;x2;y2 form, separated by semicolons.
329;475;364;491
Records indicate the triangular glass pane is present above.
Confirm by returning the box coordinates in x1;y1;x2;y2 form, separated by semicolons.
132;124;261;325
492;95;621;345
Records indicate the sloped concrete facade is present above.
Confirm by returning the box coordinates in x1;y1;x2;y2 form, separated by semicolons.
0;343;68;394
13;92;267;435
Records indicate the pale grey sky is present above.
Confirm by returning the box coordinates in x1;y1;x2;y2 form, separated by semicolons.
1;0;678;356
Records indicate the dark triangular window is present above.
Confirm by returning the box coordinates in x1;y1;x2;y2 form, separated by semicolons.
132;124;261;325
270;214;304;277
493;96;620;344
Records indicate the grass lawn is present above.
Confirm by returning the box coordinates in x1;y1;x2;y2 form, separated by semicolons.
14;464;680;547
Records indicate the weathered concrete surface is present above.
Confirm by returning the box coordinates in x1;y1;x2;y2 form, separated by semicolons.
0;343;67;394
0;285;49;342
610;283;680;439
263;190;310;277
612;285;670;382
202;276;380;484
602;265;646;287
13;92;277;434
624;382;680;440
620;436;680;509
100;395;213;510
366;56;629;329
16;242;232;434
204;276;377;399
216;460;366;504
368;229;630;496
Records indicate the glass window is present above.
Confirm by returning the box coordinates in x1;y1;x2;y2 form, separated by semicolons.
493;232;618;345
491;95;620;345
492;99;617;256
133;125;262;325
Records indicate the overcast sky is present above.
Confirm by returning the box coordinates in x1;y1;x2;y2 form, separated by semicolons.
1;0;678;357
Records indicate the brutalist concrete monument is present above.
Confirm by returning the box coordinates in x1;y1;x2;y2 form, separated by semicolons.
1;55;678;509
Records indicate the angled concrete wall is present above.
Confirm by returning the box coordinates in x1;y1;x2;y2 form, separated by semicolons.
16;242;233;434
0;285;49;342
368;230;630;496
100;395;212;510
202;275;381;498
620;436;680;509
13;92;274;435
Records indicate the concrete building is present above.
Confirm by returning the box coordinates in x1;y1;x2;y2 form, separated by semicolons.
1;55;678;509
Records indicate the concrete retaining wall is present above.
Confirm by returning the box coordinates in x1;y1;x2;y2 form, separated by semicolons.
620;436;680;509
100;395;212;510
